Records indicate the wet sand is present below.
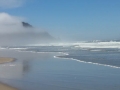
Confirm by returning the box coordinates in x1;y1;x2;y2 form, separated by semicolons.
0;83;17;90
0;57;15;64
0;57;17;90
0;50;120;90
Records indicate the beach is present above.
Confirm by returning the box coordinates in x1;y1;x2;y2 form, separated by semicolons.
0;57;15;64
0;49;120;90
0;83;17;90
0;57;17;90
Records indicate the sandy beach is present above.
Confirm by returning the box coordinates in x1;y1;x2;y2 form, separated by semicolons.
0;83;17;90
0;50;120;90
0;57;15;64
0;57;17;90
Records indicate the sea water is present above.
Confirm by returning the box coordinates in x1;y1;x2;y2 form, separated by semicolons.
0;41;120;90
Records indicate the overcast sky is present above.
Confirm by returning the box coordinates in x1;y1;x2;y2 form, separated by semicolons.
0;0;120;41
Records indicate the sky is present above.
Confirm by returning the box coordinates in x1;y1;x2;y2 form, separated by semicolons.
0;0;120;41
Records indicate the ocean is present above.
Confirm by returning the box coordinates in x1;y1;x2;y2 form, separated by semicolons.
0;41;120;90
5;41;120;68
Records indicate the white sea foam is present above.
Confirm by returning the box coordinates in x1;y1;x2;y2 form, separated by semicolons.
17;49;69;56
8;48;27;50
1;41;120;49
0;47;7;49
74;41;120;49
0;47;28;50
90;49;101;51
54;56;120;69
27;41;120;49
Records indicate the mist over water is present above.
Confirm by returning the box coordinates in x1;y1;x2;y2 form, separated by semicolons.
0;1;120;90
0;12;119;46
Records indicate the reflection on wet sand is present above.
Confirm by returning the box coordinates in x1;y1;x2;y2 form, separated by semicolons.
0;58;21;90
0;56;30;90
23;60;31;73
0;49;66;90
0;62;23;79
0;83;17;90
0;49;53;80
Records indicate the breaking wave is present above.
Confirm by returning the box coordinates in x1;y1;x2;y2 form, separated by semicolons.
54;56;120;69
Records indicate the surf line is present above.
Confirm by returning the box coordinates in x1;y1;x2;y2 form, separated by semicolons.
54;56;120;69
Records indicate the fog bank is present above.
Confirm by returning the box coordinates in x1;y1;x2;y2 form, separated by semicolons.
0;13;56;46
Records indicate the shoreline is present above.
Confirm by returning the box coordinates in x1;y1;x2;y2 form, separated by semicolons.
0;57;16;64
0;82;18;90
54;55;120;69
0;57;17;90
0;50;119;90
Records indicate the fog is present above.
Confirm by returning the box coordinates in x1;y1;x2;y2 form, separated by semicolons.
0;12;56;46
0;12;118;46
0;13;31;33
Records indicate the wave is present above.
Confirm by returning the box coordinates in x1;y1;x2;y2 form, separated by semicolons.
74;41;120;49
8;48;27;50
90;49;101;52
1;41;120;49
54;56;120;69
16;49;69;55
0;46;28;50
26;41;120;49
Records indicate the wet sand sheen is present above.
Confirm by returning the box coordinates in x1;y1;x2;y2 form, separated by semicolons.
0;57;18;90
0;57;15;64
0;83;17;90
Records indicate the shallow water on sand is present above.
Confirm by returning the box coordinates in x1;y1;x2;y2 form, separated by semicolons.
0;50;120;90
